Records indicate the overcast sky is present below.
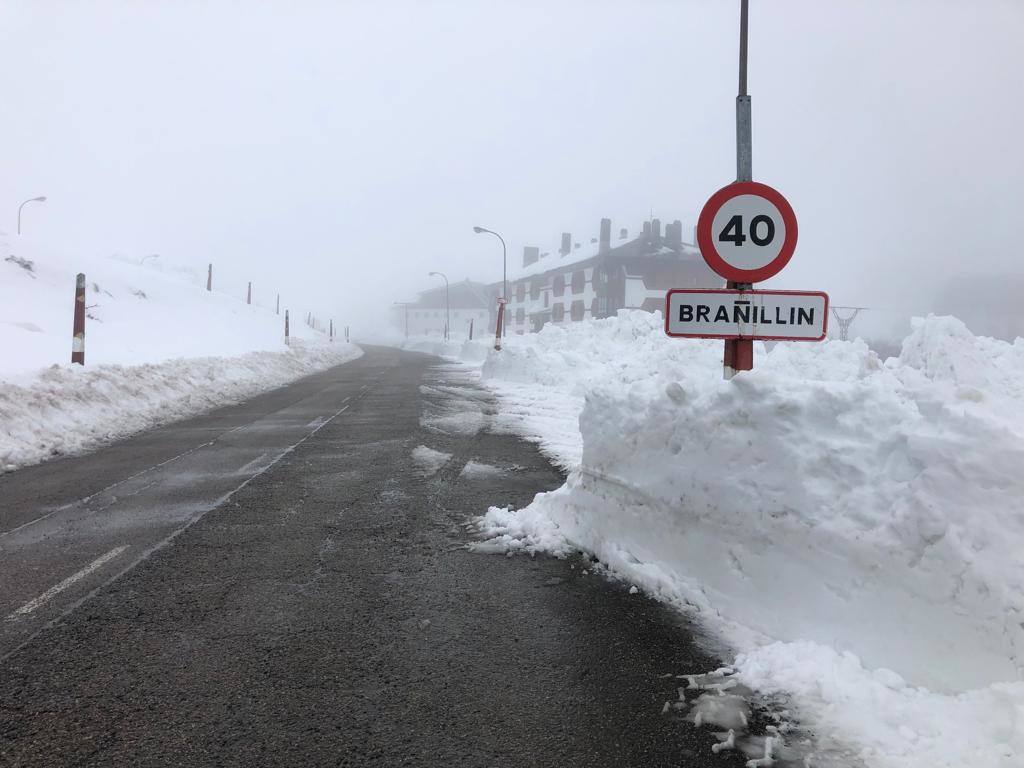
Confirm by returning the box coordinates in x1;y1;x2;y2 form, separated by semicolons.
2;0;1021;331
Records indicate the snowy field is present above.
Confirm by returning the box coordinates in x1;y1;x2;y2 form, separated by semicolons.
422;312;1024;768
0;233;361;471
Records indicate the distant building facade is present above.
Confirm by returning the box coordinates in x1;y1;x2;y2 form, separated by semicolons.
499;217;723;335
391;280;493;338
393;216;723;338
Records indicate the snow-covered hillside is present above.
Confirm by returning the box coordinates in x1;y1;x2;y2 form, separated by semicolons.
452;312;1024;768
0;233;360;471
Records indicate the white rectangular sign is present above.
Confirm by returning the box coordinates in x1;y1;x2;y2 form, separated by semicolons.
665;289;829;341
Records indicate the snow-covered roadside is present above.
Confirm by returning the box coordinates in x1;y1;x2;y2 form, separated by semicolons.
458;311;1024;768
1;232;362;472
0;340;362;472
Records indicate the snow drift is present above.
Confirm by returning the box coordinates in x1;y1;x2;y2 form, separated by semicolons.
468;310;1024;767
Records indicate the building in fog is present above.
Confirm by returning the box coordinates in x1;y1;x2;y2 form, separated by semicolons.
393;216;723;338
391;280;494;338
498;217;723;335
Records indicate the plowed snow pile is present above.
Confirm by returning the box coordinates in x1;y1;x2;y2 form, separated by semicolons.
470;310;1024;768
0;233;361;471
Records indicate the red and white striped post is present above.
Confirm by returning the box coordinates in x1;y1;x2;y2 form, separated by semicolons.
72;273;85;365
207;263;212;292
247;281;252;305
345;325;349;342
329;319;334;341
723;281;753;377
494;298;506;351
284;309;290;345
469;318;474;340
276;293;280;315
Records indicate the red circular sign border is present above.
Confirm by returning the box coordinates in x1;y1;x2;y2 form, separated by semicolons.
696;181;798;284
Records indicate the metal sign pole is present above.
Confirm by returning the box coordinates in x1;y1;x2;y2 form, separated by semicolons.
725;0;755;380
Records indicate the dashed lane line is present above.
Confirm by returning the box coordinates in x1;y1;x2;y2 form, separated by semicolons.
7;546;130;618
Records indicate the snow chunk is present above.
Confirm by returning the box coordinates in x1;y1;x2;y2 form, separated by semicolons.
411;445;452;476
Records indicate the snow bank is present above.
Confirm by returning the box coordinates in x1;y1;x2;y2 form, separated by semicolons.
1;233;361;471
0;341;361;472
392;334;492;364
468;310;1024;767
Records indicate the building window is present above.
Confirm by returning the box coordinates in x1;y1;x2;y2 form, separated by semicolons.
571;270;585;294
516;308;525;323
553;274;565;297
552;303;565;322
530;279;541;300
516;282;526;302
571;300;585;321
543;291;549;308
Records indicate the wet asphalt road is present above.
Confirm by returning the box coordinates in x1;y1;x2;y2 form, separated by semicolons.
0;345;747;767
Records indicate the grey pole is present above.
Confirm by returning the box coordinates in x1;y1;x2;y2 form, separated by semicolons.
428;271;450;340
725;0;754;381
394;301;412;338
736;0;752;182
17;196;47;235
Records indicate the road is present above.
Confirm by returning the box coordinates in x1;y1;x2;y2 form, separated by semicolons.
0;346;748;767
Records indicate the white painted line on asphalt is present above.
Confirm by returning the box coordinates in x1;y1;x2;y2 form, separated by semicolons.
7;546;129;618
0;420;254;538
237;452;273;475
0;400;356;661
306;416;328;429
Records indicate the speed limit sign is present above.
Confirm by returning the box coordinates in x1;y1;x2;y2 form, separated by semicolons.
696;181;798;283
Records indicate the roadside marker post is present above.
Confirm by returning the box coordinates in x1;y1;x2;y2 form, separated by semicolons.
71;273;85;365
285;309;290;346
494;298;506;351
665;0;828;375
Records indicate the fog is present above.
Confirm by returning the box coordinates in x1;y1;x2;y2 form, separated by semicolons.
2;0;1021;339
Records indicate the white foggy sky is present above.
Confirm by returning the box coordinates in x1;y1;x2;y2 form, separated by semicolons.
1;0;1021;328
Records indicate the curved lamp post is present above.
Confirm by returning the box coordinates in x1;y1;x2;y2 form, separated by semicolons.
17;196;47;235
428;271;450;341
472;226;507;301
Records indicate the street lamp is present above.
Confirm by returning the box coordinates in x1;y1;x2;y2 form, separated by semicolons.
428;271;450;341
472;226;507;301
393;301;412;339
17;196;47;235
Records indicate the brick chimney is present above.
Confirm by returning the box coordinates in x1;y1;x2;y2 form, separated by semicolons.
560;232;571;257
642;221;651;244
523;246;539;268
599;218;611;254
668;220;683;247
652;218;662;246
619;227;628;240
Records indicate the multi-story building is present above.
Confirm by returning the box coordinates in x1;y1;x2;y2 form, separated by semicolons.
500;217;723;335
392;217;723;338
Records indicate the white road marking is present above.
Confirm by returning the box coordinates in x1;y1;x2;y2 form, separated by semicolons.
8;545;129;618
237;452;273;475
1;396;357;659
